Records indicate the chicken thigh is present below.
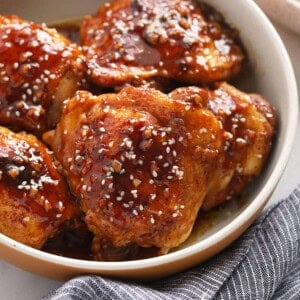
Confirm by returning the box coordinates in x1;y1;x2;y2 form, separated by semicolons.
81;0;244;88
0;15;87;135
44;87;224;257
0;126;78;248
169;82;276;210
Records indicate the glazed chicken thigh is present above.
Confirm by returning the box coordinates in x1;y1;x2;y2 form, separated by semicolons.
0;15;86;135
44;87;224;257
169;82;276;210
0;126;78;248
81;0;244;88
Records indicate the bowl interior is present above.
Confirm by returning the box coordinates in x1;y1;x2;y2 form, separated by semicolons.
0;0;298;279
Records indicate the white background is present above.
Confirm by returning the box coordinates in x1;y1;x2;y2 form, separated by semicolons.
0;19;300;300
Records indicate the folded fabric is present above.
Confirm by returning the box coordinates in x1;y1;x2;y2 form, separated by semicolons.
45;187;300;300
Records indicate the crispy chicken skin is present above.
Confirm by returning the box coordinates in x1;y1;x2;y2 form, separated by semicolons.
81;0;244;88
0;126;78;249
0;15;87;135
44;87;225;257
169;82;276;210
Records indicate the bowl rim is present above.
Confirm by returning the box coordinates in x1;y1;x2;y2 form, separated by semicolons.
0;0;298;273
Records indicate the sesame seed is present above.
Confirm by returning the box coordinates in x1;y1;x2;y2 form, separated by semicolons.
152;130;157;136
57;201;64;212
44;199;52;211
152;170;158;178
150;194;157;200
199;128;207;134
4;42;12;47
103;105;110;113
168;138;176;145
236;137;247;145
130;189;138;198
236;163;243;173
125;139;133;148
23;216;30;222
98;148;106;154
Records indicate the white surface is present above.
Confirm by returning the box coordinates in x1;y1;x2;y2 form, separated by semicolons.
0;20;299;300
256;0;300;35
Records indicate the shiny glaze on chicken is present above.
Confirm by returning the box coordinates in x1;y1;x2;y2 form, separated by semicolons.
44;87;225;257
0;15;87;135
169;82;276;210
81;0;244;88
0;126;78;248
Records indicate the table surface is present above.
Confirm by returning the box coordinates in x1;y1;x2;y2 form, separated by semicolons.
1;22;300;300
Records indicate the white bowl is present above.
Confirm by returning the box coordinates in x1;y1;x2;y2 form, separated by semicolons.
0;0;298;280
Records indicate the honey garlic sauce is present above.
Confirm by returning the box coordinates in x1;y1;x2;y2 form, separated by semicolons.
81;0;244;87
0;15;85;135
0;127;76;241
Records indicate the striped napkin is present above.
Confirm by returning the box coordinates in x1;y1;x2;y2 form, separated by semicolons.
45;187;300;300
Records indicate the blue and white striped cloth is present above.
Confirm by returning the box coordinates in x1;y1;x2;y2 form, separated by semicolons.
46;187;300;300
